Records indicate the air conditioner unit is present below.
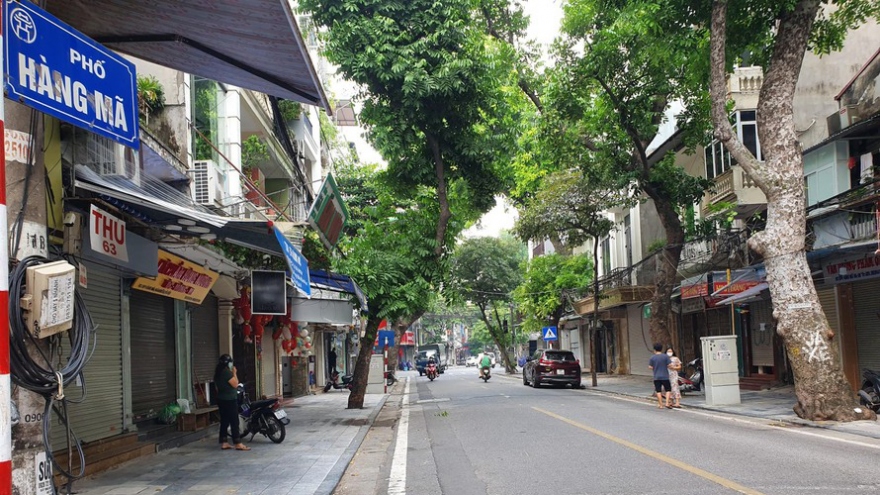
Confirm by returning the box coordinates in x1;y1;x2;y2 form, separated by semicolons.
191;160;219;205
77;131;141;185
828;104;861;136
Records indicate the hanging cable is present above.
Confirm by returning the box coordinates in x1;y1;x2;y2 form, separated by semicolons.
9;256;98;492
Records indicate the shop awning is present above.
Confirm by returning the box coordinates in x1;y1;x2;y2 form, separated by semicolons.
74;165;292;257
309;269;368;312
45;0;330;113
716;282;769;306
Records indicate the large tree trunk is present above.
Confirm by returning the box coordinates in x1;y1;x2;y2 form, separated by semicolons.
348;316;381;409
644;191;682;348
428;135;452;257
709;0;874;421
478;303;517;373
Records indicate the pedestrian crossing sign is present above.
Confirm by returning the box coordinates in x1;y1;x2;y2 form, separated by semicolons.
542;326;558;341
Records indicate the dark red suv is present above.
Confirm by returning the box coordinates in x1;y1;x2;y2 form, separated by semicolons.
523;349;582;388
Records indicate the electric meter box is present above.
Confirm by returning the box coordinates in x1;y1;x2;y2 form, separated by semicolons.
20;261;76;338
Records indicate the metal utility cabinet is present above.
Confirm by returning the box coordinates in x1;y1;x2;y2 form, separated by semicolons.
701;335;741;405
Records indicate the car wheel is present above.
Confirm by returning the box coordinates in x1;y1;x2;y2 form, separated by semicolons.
531;376;540;388
522;371;529;386
574;381;582;389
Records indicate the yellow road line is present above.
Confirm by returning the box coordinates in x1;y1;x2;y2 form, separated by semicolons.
533;407;766;495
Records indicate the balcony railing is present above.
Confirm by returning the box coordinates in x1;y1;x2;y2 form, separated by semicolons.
702;166;766;216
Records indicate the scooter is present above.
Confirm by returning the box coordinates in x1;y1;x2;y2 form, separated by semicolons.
858;368;880;413
480;366;491;382
323;369;354;392
425;361;439;381
681;357;703;392
238;384;288;444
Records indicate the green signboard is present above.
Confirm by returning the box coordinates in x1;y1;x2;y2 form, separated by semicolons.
306;173;349;249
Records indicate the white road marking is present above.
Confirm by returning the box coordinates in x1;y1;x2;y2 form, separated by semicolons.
388;377;410;495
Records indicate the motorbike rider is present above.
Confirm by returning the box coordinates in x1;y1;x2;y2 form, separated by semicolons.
426;355;438;375
479;353;492;379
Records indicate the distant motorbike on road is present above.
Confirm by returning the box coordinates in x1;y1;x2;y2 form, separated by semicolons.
426;361;439;381
324;369;354;392
238;384;288;443
679;358;703;393
858;368;880;413
480;366;491;382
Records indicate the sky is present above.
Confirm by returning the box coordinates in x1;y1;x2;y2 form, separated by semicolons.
461;0;563;239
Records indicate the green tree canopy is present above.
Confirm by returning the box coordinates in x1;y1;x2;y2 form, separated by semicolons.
513;253;593;335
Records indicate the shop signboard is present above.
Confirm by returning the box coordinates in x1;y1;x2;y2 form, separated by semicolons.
273;227;311;298
307;173;349;249
3;0;139;148
824;252;880;284
132;250;219;304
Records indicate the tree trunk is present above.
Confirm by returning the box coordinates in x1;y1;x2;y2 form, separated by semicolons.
348;316;380;409
591;236;600;387
644;191;682;348
428;135;452;257
478;303;516;373
709;0;874;421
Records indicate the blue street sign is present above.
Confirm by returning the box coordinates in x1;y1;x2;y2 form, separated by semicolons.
4;0;139;148
273;227;311;298
542;326;558;341
376;330;395;347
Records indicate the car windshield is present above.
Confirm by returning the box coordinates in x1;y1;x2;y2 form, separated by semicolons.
417;352;429;360
545;351;576;362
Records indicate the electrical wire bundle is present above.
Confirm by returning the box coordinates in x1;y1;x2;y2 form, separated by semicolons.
9;256;98;490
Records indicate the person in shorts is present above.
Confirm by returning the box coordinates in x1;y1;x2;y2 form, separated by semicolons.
648;343;673;409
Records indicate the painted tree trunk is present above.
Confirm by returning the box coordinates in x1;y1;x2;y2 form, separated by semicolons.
709;0;874;421
348;316;381;409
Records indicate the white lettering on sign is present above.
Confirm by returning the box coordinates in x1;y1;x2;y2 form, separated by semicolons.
4;129;32;165
12;220;48;259
89;204;128;262
17;53;128;133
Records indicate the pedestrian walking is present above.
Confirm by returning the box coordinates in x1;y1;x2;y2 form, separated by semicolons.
666;347;682;408
648;343;673;409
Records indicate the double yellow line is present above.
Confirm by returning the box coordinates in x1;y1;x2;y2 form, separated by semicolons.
533;407;765;495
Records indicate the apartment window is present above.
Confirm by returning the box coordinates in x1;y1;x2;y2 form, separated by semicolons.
704;110;763;179
601;236;611;276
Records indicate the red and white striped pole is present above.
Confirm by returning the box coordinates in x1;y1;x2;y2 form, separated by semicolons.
0;6;12;493
383;339;388;394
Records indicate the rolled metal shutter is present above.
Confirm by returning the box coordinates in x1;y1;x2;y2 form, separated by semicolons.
817;287;841;358
748;299;774;367
50;262;123;446
130;290;176;421
854;279;880;372
190;295;219;387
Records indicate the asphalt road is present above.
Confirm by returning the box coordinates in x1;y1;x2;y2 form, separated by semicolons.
385;366;880;495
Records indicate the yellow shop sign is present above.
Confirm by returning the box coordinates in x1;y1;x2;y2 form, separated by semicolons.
132;250;219;304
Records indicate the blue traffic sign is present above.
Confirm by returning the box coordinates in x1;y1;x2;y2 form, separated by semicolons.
376;331;395;347
542;326;558;341
4;0;139;148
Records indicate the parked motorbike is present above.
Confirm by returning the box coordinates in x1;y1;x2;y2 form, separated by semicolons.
858;368;880;413
426;361;439;381
238;384;287;443
480;366;491;382
324;370;354;392
681;358;703;393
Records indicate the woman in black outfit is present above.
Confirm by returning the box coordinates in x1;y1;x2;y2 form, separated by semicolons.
213;354;250;451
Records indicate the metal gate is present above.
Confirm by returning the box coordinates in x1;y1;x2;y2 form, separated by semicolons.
130;290;176;421
190;295;219;391
51;262;123;446
854;278;880;372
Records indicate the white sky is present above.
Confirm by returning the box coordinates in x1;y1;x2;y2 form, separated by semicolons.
461;1;563;239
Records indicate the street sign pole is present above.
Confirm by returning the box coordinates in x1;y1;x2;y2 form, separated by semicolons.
383;338;388;393
0;6;12;493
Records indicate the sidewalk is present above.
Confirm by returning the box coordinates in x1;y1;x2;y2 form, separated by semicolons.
63;391;389;495
504;371;880;441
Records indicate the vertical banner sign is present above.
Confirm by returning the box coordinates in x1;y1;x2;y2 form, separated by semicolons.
3;0;139;148
89;204;128;262
272;227;311;298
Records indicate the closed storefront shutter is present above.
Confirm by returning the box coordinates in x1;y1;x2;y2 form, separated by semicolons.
748;299;774;367
51;262;124;446
190;295;219;387
130;290;176;421
817;287;841;359
854;279;880;372
706;308;731;336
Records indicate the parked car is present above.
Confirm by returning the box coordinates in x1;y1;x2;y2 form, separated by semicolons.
466;356;478;367
522;349;582;389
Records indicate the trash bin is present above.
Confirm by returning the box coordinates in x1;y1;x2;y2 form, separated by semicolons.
701;335;741;405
